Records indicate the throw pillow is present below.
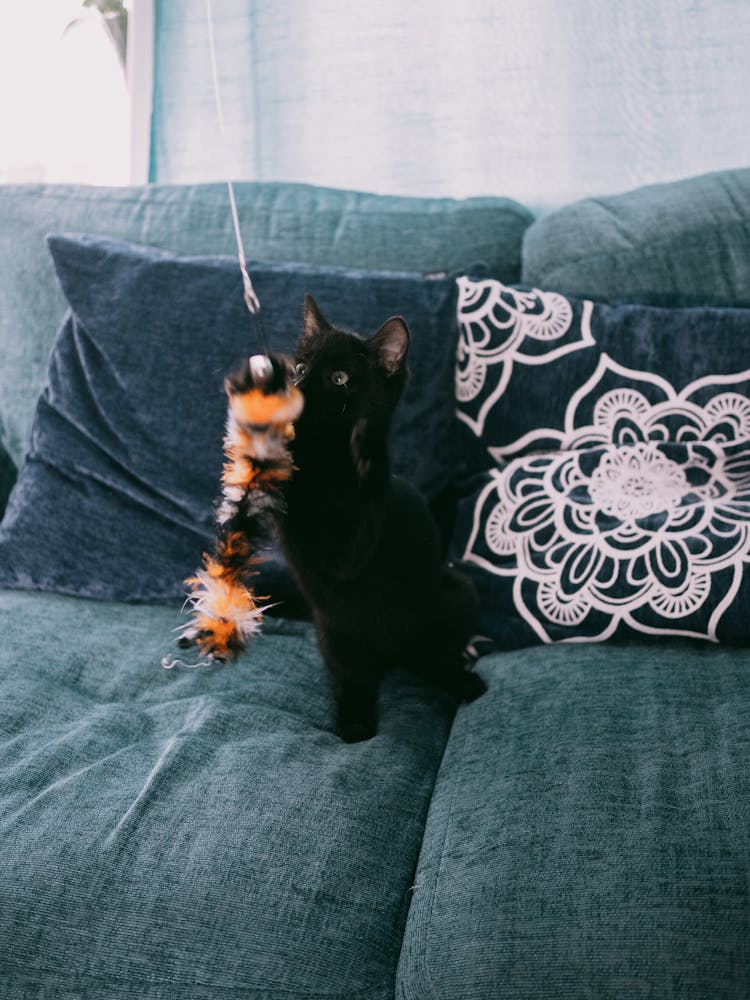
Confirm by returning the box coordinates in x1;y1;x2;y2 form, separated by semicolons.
452;276;750;648
0;235;462;605
0;181;533;470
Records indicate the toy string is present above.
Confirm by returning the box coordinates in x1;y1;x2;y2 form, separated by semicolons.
205;0;270;356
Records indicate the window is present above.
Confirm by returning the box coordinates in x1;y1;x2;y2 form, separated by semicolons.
0;0;129;184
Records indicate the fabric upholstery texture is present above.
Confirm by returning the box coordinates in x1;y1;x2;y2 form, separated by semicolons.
451;276;750;648
521;167;750;302
397;640;750;999
2;169;749;1000
0;235;464;605
0;182;531;469
0;588;455;1000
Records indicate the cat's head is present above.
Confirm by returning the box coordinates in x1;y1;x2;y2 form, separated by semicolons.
293;294;409;429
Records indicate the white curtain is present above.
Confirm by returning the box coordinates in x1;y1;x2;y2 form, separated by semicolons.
149;0;750;210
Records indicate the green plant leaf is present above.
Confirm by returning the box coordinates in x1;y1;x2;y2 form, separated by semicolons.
82;0;128;14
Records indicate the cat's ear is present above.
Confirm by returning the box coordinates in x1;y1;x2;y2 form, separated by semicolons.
302;294;330;339
369;317;409;374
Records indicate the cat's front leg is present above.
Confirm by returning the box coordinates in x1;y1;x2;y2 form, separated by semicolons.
320;631;380;741
332;669;380;743
349;417;387;487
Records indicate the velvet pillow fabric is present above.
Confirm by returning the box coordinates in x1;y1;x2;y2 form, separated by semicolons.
0;235;461;605
0;182;533;470
452;276;750;649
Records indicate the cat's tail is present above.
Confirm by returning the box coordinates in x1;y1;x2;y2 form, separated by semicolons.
175;355;303;663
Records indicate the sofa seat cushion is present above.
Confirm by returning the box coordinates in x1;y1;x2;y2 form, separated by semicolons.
397;641;750;999
0;590;455;1000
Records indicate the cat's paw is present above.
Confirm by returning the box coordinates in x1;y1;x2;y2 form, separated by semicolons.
457;670;487;703
336;710;378;743
335;715;378;743
436;668;487;703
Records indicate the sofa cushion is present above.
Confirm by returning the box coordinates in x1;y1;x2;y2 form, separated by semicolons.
450;275;750;648
0;588;455;1000
0;182;532;469
521;167;750;302
397;641;750;999
0;234;465;606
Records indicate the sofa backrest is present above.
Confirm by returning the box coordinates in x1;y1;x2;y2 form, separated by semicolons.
3;167;749;525
0;181;532;476
522;167;750;303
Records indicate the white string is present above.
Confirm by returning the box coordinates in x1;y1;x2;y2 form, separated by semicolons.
205;0;261;316
161;655;215;671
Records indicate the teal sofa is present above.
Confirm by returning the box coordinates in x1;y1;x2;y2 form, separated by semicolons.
1;169;749;999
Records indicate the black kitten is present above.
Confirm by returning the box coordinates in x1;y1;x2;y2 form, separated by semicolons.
279;296;486;741
178;295;486;741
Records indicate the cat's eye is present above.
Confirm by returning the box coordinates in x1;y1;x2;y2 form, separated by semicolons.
331;370;349;386
295;362;307;379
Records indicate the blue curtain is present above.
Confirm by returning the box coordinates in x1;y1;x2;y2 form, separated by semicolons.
150;0;750;210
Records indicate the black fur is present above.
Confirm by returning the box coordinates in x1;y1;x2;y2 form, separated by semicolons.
278;295;486;742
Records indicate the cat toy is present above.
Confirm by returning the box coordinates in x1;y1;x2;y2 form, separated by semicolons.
166;354;303;666
161;1;301;669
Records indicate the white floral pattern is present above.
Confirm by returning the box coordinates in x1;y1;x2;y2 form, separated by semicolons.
455;277;594;436
464;355;750;643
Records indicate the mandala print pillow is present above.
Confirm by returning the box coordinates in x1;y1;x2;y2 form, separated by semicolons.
451;276;750;649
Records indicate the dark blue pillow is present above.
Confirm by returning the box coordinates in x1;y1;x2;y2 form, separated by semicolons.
0;235;461;605
451;276;750;649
